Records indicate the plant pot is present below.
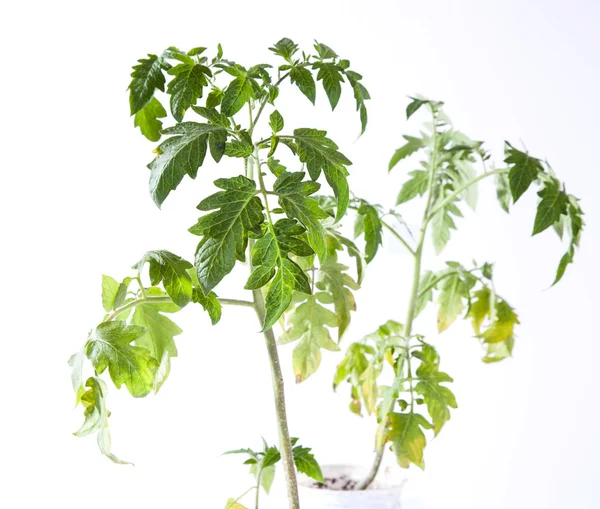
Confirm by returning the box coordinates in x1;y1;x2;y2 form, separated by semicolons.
298;465;407;509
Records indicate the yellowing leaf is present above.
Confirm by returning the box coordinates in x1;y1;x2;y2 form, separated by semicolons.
388;412;432;470
280;293;340;382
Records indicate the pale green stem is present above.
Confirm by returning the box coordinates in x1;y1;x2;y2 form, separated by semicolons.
357;105;440;490
247;150;300;509
105;296;253;321
255;468;263;509
427;168;509;221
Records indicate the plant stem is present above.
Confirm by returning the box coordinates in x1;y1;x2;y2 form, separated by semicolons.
252;289;299;509
357;105;440;490
105;295;254;321
247;151;300;509
427;168;508;220
255;468;263;509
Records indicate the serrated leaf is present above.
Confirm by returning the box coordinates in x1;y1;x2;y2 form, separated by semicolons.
326;230;366;285
315;62;344;110
148;122;228;206
316;260;359;339
290;66;316;105
553;198;584;285
190;176;264;292
86;321;158;397
167;63;211;122
280;293;340;382
269;38;299;61
389;136;426;171
388;412;432;469
192;286;222;325
356;203;383;263
263;257;311;331
313;41;337;59
274;172;329;260
415;371;457;436
269;110;284;132
130;304;181;392
74;377;108;437
430;206;457;255
224;140;254;158
134;97;167;142
397;170;429;205
504;142;544;203
133;250;193;308
206;87;224;108
532;178;568;235
292;443;324;482
128;54;169;115
291;129;351;220
221;75;254;116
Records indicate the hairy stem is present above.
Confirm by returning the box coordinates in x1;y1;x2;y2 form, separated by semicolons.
357;105;440;490
247;151;300;509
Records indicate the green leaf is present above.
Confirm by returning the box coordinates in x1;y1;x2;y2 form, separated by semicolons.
496;171;512;212
148;122;228;206
224;140;254;158
263;258;311;331
192;105;231;128
326;229;366;285
532;178;568;235
313;41;338;59
269;38;299;62
280;293;340;382
316;259;359;339
292;128;352;221
101;275;120;312
192;286;222;325
415;370;457;436
415;270;436;317
504;142;544;203
269;110;284;132
273;172;329;260
315;62;344;110
221;75;254;116
356;203;383;263
292;443;324;482
167;63;212;122
553;197;584;285
130;304;181;392
129;54;169;115
290;66;316;105
133;250;193;308
344;69;370;135
206;87;224;109
190;176;264;293
430;205;458;255
396;170;429;205
406;97;427;119
86;321;158;397
388;412;432;469
389;136;426;171
134;97;167;142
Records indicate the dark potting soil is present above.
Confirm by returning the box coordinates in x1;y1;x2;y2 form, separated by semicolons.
313;475;358;491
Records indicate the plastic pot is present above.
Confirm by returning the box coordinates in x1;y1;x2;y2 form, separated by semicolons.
298;464;407;509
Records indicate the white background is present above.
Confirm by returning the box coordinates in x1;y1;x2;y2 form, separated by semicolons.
2;0;599;508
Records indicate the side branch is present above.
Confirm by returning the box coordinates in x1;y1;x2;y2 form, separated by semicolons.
427;168;509;220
